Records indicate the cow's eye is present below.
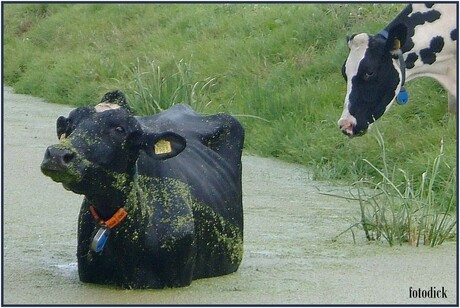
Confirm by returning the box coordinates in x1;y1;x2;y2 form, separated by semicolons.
363;71;374;81
114;126;125;134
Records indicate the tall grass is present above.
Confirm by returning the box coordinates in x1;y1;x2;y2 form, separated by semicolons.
336;126;456;247
124;57;216;114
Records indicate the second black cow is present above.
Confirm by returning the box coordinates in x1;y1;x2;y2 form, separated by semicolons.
40;91;244;289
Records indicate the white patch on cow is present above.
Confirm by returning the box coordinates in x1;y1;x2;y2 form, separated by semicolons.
338;34;369;132
95;103;122;112
343;34;369;107
410;4;433;14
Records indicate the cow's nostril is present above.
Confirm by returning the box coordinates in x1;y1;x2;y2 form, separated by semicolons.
63;152;75;164
338;119;355;138
42;146;75;169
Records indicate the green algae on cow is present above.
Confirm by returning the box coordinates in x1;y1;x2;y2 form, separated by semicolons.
75;130;100;147
104;173;243;267
41;138;84;185
193;202;243;265
111;172;131;193
43;167;81;185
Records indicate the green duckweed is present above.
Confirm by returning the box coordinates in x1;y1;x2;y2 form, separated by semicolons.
107;172;242;265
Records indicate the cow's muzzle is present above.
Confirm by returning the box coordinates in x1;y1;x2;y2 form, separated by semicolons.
338;118;354;137
42;146;75;170
41;145;81;184
338;118;367;138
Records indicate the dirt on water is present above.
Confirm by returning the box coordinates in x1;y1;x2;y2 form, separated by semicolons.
2;87;457;305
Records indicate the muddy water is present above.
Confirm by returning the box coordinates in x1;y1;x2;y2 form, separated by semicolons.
2;87;457;305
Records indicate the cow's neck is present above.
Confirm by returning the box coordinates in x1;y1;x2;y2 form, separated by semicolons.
86;169;141;221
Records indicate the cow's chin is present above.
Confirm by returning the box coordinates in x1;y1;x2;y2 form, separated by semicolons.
350;119;372;137
352;128;368;137
42;168;82;187
48;171;87;195
340;126;368;138
62;181;85;194
41;163;88;194
342;129;367;138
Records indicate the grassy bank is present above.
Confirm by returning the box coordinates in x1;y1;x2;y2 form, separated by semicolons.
3;4;456;208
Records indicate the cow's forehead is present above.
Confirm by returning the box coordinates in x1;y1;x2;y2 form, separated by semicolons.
66;104;123;122
348;33;369;50
67;106;132;129
346;33;370;75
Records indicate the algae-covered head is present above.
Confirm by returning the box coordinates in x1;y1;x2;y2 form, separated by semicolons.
40;93;185;197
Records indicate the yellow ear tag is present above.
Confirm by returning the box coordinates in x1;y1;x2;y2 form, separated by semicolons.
393;39;401;50
154;139;172;155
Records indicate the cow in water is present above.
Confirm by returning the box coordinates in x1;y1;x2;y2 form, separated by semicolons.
338;3;457;137
41;91;244;289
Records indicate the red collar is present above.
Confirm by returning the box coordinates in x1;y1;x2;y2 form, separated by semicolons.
89;205;128;229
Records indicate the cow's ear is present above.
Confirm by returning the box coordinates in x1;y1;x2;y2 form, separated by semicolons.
142;132;186;160
56;116;68;140
57;107;95;140
386;23;407;52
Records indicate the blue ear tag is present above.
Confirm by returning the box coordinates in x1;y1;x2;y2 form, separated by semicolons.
397;87;409;105
91;226;110;253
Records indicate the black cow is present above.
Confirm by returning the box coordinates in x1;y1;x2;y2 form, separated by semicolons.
41;91;244;289
338;3;457;137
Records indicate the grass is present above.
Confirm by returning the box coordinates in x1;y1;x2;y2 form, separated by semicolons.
3;3;457;232
125;57;217;114
334;125;456;246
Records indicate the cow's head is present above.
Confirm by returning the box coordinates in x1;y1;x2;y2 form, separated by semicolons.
338;23;407;137
41;91;186;196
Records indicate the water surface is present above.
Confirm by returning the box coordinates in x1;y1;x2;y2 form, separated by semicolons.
2;87;456;305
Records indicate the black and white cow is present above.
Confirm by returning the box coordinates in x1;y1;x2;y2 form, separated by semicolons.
41;91;244;289
338;3;457;137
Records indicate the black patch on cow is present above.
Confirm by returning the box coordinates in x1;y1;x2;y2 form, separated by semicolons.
451;28;458;41
430;36;445;52
425;3;435;9
408;9;441;27
405;52;418;69
420;36;444;64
